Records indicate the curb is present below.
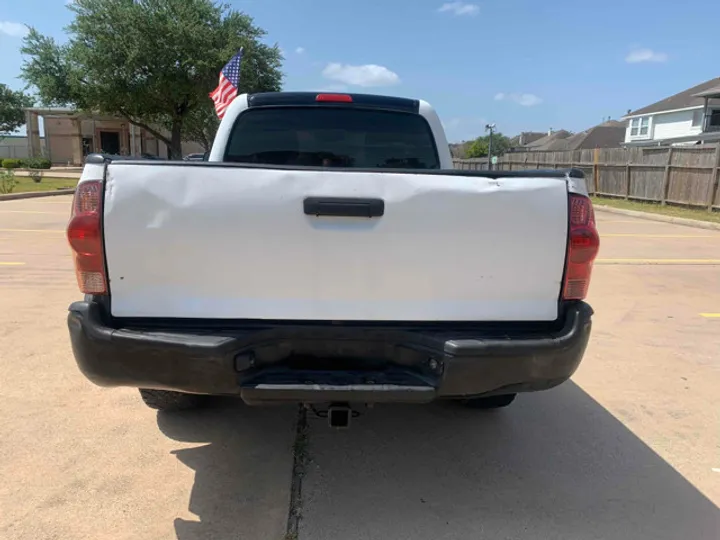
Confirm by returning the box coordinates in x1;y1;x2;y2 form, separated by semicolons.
595;205;720;231
0;189;76;202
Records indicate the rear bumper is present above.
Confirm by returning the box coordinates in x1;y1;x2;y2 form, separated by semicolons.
67;301;593;404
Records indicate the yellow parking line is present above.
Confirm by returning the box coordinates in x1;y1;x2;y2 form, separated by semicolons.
602;234;716;238
0;228;64;234
700;313;720;318
597;258;720;265
0;262;25;266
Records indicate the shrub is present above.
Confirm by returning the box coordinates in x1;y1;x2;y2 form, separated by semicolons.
29;169;43;183
0;169;18;194
1;157;51;169
2;158;23;169
25;157;52;169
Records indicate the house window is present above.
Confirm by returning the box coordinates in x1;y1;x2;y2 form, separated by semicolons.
629;117;651;138
709;110;720;129
692;110;704;127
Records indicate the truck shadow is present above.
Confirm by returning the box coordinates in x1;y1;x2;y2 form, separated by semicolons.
299;382;720;540
157;383;719;540
157;400;296;540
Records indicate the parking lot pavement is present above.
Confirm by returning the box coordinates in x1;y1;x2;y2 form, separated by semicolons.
300;387;718;540
300;211;720;539
1;198;719;539
0;196;296;540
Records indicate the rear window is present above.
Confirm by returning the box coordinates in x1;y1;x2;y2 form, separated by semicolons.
224;107;440;169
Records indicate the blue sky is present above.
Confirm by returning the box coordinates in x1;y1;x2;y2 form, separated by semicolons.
1;0;720;141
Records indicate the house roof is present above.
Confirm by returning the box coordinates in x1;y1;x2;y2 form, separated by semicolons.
509;131;546;146
562;120;625;150
626;77;720;117
518;121;625;151
692;84;720;99
521;129;573;149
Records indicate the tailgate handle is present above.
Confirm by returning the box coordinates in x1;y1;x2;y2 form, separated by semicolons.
304;197;385;218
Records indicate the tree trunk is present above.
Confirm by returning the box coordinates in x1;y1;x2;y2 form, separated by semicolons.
170;119;183;160
120;114;173;152
199;127;215;152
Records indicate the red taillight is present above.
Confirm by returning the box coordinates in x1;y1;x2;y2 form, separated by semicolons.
67;180;107;294
315;93;353;103
563;194;600;300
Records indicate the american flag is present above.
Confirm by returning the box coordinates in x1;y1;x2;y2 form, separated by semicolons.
210;48;243;118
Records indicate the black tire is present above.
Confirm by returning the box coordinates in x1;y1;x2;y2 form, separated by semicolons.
460;393;517;409
139;389;203;411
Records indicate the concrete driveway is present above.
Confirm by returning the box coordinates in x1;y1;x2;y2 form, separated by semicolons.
0;196;717;539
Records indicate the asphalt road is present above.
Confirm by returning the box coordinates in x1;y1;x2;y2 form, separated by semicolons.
0;195;718;539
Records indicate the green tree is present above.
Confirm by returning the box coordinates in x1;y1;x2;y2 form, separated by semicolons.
0;84;33;135
466;132;511;158
182;101;219;153
21;0;282;159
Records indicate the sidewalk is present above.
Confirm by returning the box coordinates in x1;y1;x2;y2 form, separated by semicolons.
13;169;82;179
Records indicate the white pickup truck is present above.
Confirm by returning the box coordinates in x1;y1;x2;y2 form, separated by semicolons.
67;92;598;426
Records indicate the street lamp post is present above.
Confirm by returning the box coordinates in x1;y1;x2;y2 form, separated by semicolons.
485;123;496;171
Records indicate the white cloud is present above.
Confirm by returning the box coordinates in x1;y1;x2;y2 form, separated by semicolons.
0;21;28;38
322;63;400;87
625;48;668;63
295;47;305;54
438;2;479;16
494;92;542;106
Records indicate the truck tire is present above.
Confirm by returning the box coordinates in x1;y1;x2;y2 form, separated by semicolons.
460;393;516;409
138;389;203;411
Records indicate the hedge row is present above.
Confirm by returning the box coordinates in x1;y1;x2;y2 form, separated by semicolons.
2;157;52;169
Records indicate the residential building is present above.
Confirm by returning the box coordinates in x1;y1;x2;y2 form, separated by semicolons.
23;107;204;165
556;120;626;150
622;77;720;146
519;129;573;151
509;131;546;147
510;121;625;152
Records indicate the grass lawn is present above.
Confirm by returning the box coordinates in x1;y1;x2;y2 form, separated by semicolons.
12;176;79;194
592;196;720;225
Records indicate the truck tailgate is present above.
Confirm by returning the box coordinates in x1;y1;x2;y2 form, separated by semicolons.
103;164;569;321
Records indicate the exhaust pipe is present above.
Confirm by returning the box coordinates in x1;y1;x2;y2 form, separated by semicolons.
327;403;352;429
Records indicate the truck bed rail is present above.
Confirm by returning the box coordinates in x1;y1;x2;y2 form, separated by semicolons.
85;153;584;179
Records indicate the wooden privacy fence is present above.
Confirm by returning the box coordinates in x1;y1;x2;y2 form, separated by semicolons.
454;145;720;211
